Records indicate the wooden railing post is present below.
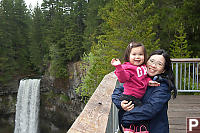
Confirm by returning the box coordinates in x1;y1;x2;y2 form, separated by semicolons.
67;72;117;133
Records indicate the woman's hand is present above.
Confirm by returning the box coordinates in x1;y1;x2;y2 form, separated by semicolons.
111;58;121;66
121;100;134;111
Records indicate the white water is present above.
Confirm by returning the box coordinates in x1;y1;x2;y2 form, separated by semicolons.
14;79;41;133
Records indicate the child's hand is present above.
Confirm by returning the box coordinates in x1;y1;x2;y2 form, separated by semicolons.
148;80;160;86
111;58;121;66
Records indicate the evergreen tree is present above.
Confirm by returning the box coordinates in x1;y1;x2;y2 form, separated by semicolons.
0;0;199;87
179;0;200;57
29;4;47;74
41;0;87;78
77;0;160;102
0;0;31;82
154;0;200;56
83;0;108;52
100;0;160;54
170;23;192;58
41;0;68;78
0;0;15;83
148;0;178;50
10;0;32;75
68;0;87;60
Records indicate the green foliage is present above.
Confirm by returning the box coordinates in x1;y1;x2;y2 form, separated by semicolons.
29;5;46;74
49;43;68;78
76;43;115;102
83;0;108;52
45;90;56;100
59;94;70;103
99;0;160;54
170;23;192;58
41;0;86;78
0;0;31;83
0;0;89;84
0;0;199;98
178;0;200;57
152;0;180;50
77;0;160;102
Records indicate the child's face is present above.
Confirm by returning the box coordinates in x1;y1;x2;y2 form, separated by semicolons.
129;46;144;66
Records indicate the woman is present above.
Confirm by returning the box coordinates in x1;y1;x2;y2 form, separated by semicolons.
112;49;177;133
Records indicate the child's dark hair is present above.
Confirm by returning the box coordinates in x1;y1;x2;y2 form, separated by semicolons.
124;41;147;64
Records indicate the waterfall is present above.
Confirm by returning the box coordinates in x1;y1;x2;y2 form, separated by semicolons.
14;79;41;133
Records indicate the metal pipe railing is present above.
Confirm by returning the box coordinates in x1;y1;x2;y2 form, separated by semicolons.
171;58;200;92
106;103;119;133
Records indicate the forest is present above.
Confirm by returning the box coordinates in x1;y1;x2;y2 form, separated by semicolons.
0;0;199;100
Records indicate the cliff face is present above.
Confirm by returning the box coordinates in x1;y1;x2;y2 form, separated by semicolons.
0;61;85;133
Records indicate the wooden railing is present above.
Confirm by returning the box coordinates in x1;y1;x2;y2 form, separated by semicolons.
67;72;117;133
67;58;200;133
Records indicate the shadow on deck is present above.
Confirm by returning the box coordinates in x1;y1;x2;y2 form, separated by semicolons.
168;95;200;133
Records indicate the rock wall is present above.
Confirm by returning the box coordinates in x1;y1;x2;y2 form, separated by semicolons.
0;61;85;133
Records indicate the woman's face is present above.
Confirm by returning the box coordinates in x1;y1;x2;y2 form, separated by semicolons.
147;55;165;77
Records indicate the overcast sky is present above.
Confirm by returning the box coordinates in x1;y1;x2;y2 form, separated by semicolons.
25;0;43;9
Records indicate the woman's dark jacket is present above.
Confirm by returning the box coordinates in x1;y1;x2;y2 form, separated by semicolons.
112;76;171;133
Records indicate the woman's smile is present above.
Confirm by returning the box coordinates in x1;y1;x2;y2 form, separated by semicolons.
147;55;165;76
148;67;155;73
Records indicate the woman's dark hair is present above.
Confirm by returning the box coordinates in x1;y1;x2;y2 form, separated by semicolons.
124;41;147;64
148;49;177;99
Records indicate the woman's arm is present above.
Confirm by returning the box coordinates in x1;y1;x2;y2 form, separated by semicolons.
112;86;134;111
112;86;124;110
122;83;171;124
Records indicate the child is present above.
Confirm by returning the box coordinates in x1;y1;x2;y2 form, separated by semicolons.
111;41;159;107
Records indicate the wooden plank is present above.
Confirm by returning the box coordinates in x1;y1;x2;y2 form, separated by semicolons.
168;112;200;118
67;72;117;133
169;129;185;133
168;107;200;112
169;124;186;129
169;118;186;125
169;103;200;107
168;95;200;132
169;95;200;102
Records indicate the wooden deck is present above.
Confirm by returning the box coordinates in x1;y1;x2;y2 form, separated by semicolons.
168;95;200;133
